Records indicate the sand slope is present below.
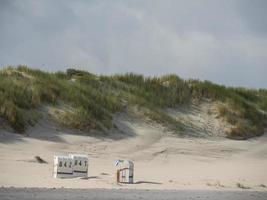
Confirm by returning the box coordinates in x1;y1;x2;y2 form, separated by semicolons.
166;101;232;137
0;104;266;191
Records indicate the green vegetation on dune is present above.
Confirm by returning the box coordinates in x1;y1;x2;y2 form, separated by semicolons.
0;66;122;132
0;66;266;139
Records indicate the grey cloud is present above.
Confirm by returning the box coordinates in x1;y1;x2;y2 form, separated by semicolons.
236;0;267;36
0;0;266;88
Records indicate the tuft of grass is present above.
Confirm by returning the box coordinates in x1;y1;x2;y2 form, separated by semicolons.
206;181;225;188
236;182;250;189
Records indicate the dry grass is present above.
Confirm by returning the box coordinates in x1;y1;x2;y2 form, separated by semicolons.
206;181;225;188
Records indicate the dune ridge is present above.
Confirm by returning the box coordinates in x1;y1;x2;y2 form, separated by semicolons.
0;66;266;140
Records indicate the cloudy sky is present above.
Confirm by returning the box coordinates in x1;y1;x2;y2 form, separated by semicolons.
0;0;266;88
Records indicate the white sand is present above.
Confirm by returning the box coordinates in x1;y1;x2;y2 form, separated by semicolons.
0;107;266;191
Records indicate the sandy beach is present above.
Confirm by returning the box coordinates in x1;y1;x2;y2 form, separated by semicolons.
1;1;267;199
0;108;267;191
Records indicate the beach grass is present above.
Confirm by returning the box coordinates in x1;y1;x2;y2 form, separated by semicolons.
0;65;266;138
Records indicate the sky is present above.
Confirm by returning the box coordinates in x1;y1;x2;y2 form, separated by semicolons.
0;0;267;88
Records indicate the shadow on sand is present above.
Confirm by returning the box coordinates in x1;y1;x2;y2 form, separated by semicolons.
0;111;140;144
134;181;162;185
80;176;101;180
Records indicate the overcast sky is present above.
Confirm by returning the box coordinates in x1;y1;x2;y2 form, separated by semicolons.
0;0;266;88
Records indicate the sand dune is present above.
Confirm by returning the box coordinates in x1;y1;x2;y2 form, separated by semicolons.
166;101;232;137
0;105;266;191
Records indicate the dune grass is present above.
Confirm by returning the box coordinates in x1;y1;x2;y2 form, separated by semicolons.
0;66;266;138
